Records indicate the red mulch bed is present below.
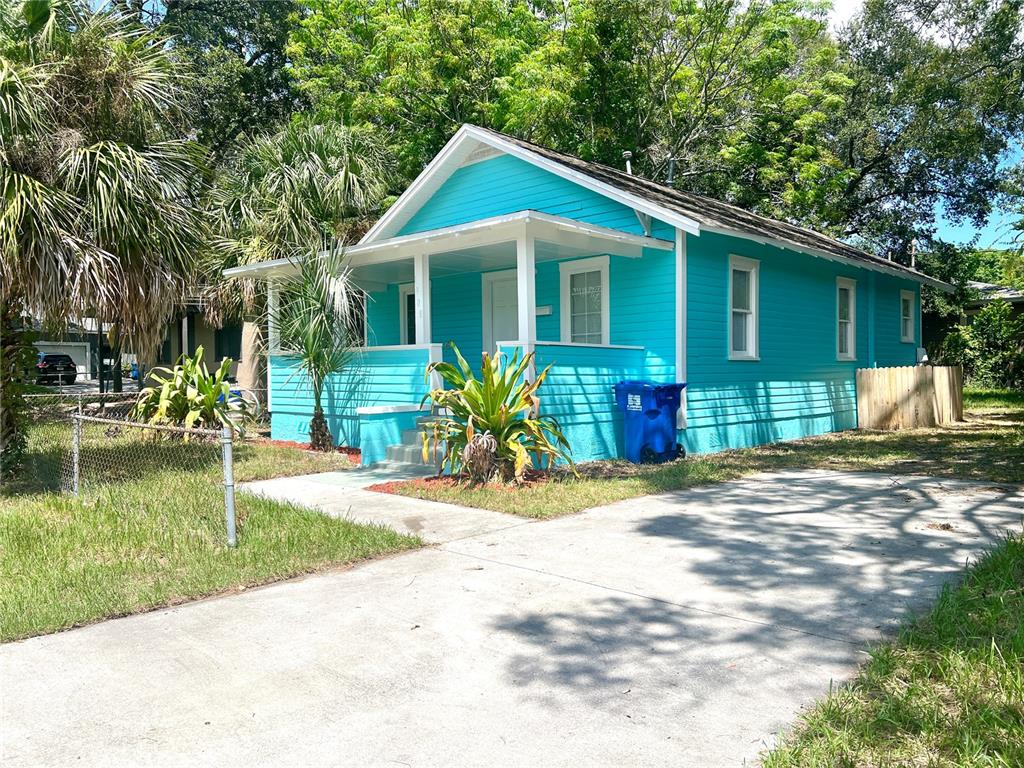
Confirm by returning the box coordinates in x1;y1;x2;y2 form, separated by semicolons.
367;468;552;495
250;437;361;462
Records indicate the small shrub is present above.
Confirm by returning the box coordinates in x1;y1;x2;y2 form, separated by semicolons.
421;344;573;483
135;346;250;432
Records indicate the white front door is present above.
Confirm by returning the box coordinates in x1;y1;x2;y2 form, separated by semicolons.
482;270;519;354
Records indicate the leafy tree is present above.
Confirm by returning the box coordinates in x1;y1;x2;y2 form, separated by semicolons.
503;0;852;229
829;0;1024;259
935;299;1024;389
0;0;206;474
289;0;551;178
158;0;302;159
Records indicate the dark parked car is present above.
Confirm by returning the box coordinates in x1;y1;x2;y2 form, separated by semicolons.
36;353;78;385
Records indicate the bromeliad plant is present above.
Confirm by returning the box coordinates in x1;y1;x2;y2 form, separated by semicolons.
421;344;573;483
134;346;251;433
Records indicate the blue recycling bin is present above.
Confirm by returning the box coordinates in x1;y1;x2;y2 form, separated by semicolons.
613;380;687;463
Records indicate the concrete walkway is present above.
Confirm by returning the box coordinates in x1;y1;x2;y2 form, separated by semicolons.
243;467;527;542
2;470;1021;767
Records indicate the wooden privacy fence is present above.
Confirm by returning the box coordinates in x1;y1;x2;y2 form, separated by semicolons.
856;365;964;430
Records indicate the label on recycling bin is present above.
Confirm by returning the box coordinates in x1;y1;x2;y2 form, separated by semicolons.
626;393;642;412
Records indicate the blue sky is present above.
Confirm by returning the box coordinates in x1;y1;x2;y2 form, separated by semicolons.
932;147;1021;250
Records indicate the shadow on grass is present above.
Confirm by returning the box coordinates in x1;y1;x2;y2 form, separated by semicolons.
10;421;223;496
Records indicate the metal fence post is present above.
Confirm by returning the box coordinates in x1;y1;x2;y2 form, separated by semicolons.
71;415;81;496
221;424;237;547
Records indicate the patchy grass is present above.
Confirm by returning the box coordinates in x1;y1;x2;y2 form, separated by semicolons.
0;426;417;643
965;386;1024;410
383;404;1024;518
762;533;1024;767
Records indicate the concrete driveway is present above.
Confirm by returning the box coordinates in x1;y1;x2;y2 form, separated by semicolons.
2;470;1021;767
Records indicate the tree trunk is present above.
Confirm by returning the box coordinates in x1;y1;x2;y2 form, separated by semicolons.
236;319;265;407
0;299;32;481
111;322;123;393
309;407;333;452
95;323;105;393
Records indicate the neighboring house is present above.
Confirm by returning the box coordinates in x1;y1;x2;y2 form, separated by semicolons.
31;319;93;378
228;125;948;466
966;281;1024;317
151;303;242;380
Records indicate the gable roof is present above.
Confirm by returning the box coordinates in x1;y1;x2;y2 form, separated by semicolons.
361;124;951;290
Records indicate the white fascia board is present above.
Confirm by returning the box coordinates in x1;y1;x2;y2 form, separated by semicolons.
701;225;954;293
347;210;673;267
360;125;479;244
223;257;296;279
531;210;673;251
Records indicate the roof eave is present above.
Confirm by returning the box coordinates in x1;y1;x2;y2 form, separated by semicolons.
701;225;954;292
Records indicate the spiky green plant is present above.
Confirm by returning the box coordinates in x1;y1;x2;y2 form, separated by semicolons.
134;346;251;433
421;344;574;483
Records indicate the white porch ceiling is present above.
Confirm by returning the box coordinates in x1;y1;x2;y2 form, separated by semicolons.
225;210;673;288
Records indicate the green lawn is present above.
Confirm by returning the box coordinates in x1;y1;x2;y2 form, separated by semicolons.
965;385;1024;410
382;397;1024;518
0;426;419;643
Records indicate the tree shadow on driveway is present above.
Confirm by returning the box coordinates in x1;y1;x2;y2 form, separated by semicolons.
489;472;1022;708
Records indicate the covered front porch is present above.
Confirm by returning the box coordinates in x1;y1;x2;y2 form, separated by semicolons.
262;210;679;466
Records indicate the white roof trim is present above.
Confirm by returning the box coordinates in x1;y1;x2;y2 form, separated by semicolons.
702;224;953;292
360;125;701;245
224;257;294;279
225;210;673;279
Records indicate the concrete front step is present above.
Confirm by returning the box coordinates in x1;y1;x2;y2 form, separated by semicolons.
401;428;424;445
368;459;437;476
385;443;438;466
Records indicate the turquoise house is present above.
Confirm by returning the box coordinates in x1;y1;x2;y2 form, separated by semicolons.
227;125;949;467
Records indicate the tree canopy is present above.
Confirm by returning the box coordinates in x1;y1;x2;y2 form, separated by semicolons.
290;0;1024;263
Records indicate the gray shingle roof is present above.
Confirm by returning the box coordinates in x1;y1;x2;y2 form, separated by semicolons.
968;281;1024;304
476;126;946;287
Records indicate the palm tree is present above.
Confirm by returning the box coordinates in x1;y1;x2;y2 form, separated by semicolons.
274;244;362;451
0;0;207;476
206;120;394;404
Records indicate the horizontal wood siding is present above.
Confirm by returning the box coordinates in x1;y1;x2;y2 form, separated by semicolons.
432;272;483;363
501;342;646;463
269;348;430;462
366;284;400;346
873;274;920;365
682;230;920;453
399;154;647;236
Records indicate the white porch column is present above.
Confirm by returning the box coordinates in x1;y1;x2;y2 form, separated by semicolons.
675;228;687;429
516;229;537;379
266;281;278;413
413;253;432;345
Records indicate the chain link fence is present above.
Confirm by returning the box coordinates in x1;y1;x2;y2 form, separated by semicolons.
22;393;139;491
20;392;238;546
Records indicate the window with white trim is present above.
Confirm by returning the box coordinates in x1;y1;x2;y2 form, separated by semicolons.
728;255;759;360
837;277;857;360
900;289;915;343
559;256;609;345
